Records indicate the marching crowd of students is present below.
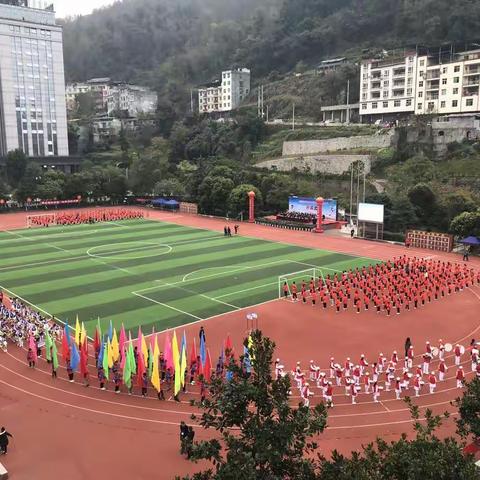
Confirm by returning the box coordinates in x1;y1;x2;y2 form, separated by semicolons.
28;208;144;227
284;256;480;315
276;338;479;407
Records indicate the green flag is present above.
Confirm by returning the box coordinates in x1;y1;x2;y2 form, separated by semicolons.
45;331;52;362
102;341;109;380
52;340;59;370
123;349;132;388
148;346;153;378
128;339;136;375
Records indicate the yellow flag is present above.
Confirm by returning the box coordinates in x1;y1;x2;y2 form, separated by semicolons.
141;333;149;365
80;322;87;346
111;328;119;362
75;315;81;346
172;331;181;396
107;339;114;369
248;334;255;361
151;335;160;392
180;341;187;388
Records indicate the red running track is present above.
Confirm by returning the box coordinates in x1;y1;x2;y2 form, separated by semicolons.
0;207;479;479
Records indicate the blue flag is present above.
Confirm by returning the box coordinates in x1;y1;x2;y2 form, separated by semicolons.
200;335;206;367
70;341;80;371
64;322;71;345
180;331;187;364
108;320;113;342
97;337;105;368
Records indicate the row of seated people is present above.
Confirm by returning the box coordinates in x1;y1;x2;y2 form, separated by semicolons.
276;211;317;224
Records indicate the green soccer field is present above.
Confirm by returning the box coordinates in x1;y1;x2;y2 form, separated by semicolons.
0;219;374;336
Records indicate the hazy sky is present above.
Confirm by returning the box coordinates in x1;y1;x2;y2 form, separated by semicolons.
54;0;117;18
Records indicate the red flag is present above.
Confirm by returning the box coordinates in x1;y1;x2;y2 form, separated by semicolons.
190;338;197;366
1;292;12;311
137;349;145;387
62;331;70;364
28;335;38;362
204;349;212;382
225;334;234;358
80;343;88;376
94;327;100;356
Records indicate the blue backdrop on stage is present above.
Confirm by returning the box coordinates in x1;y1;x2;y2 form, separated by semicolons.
288;196;337;220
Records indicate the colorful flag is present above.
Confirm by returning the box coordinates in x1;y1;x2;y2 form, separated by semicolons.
44;330;52;362
62;327;70;364
151;335;161;393
180;334;187;388
141;333;149;366
164;332;173;371
52;340;59;370
80;342;88;376
107;339;114;369
80;322;87;346
75;315;81;346
64;323;72;345
136;345;145;387
102;340;109;380
28;335;38;362
225;334;234;358
119;324;126;361
200;333;206;368
1;292;12;310
204;348;212;382
172;331;181;396
97;338;104;369
94;323;101;356
70;341;80;371
108;320;113;342
190;337;197;367
111;327;119;362
128;332;136;375
123;344;132;389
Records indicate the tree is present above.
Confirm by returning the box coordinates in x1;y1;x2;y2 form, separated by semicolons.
153;178;186;197
14;162;42;201
260;174;295;212
182;330;328;480
450;210;480;238
407;183;440;227
74;92;97;118
5;149;28;187
318;399;479;480
198;175;235;215
228;184;263;217
456;378;480;443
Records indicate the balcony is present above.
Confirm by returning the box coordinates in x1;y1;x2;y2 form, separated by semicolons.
392;90;404;97
426;81;440;90
426;70;440;80
464;65;480;75
463;86;479;96
426;93;439;100
371;82;381;89
393;81;405;87
393;69;406;77
371;71;382;79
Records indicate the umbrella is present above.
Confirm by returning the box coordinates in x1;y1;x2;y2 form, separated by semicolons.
459;236;480;246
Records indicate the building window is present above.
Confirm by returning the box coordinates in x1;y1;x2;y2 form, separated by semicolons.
453;88;459;94
418;103;423;109
440;101;446;108
372;102;378;109
383;80;389;86
406;99;412;106
394;100;401;107
454;65;460;72
452;100;458;107
418;92;423;98
361;103;367;110
442;78;447;85
419;81;424;87
466;98;474;106
441;89;447;95
383;70;389;76
407;88;412;95
442;67;447;74
383;101;388;108
454;77;460;83
420;59;425;66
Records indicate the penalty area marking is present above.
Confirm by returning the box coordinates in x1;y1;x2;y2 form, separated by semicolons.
86;241;173;260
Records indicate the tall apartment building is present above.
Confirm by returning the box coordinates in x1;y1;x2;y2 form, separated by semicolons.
360;52;417;121
360;46;480;122
0;0;69;157
198;68;250;114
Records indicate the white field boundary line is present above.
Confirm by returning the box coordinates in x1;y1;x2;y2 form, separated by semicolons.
132;292;203;320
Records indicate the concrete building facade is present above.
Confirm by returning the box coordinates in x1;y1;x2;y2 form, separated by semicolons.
107;84;157;116
198;68;250;114
360;47;480;122
0;1;68;157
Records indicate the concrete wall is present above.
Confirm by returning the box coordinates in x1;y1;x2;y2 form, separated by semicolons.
282;131;394;155
257;154;371;175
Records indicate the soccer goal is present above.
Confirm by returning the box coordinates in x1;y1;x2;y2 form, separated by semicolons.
278;267;323;301
26;213;57;228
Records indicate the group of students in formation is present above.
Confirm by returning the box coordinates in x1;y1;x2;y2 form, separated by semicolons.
28;208;144;227
284;256;480;315
275;338;480;407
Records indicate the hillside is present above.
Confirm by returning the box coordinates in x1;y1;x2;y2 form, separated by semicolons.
62;0;480;112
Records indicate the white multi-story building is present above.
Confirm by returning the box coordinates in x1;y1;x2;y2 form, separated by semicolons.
360;52;417;121
360;47;480;121
107;84;157;117
0;0;69;157
415;49;480;115
198;68;250;114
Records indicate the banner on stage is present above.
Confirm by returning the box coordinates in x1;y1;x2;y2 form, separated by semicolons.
288;196;337;220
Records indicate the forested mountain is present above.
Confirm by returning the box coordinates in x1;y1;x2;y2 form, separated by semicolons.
62;0;480;91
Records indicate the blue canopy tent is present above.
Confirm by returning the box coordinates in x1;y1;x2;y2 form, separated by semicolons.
152;198;180;211
459;236;480;246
